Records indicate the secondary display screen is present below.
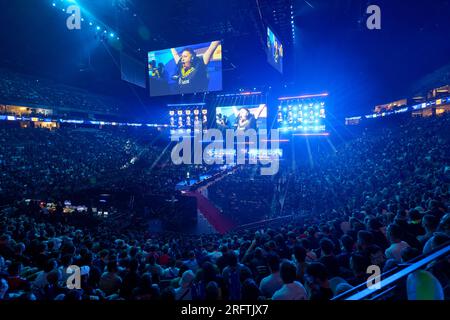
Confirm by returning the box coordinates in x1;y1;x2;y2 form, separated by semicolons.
216;105;268;131
266;27;283;73
169;107;208;130
277;99;326;132
148;41;222;97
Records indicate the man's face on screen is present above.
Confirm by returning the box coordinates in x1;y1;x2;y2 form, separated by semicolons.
181;51;193;68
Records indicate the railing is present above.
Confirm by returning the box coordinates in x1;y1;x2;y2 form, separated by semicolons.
231;215;295;233
333;241;450;300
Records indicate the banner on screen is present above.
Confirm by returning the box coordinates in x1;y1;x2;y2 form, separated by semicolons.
266;27;283;73
148;41;222;97
216;105;268;131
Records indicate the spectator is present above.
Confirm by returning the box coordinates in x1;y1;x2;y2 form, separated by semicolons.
272;260;308;300
259;253;283;298
175;270;195;301
385;224;411;262
304;262;333;300
99;261;122;297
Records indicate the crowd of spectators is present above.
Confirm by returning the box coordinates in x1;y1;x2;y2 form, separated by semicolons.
0;123;214;203
0;69;120;115
208;169;276;225
209;115;450;223
0;125;152;201
0;113;449;301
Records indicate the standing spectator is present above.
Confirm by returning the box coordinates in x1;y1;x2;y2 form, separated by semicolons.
272;260;308;300
99;261;122;297
259;253;283;298
385;224;410;262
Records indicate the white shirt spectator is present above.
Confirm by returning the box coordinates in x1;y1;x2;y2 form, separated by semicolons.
259;272;283;298
272;281;308;300
385;241;410;261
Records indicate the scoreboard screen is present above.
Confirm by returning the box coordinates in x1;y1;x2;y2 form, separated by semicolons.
169;106;208;131
277;96;327;133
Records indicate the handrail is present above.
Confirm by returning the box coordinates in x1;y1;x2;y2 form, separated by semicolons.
333;242;450;300
231;215;294;232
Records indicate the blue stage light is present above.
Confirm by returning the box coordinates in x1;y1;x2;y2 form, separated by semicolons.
110;32;115;38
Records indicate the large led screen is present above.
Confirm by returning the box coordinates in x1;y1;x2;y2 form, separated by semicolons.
148;41;222;97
